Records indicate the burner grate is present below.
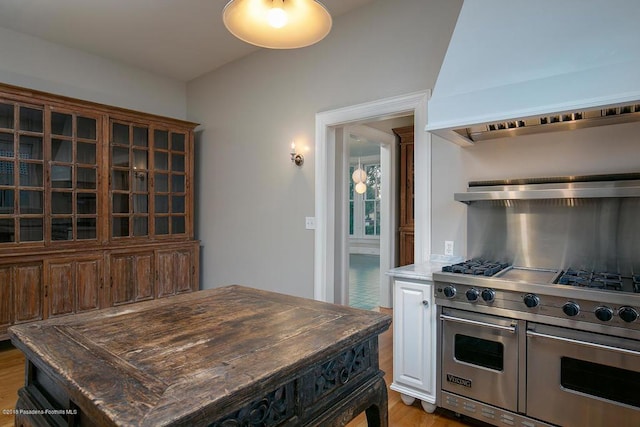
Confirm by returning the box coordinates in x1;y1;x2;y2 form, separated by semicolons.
558;269;625;291
442;259;510;277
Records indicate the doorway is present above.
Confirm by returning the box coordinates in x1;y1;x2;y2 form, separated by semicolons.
345;119;411;310
314;91;431;307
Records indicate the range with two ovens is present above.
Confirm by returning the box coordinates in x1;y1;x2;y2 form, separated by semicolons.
433;174;640;427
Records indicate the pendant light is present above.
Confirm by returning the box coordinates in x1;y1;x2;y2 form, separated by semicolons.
223;0;333;49
352;158;367;195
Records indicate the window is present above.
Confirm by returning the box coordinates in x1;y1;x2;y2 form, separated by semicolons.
349;161;381;238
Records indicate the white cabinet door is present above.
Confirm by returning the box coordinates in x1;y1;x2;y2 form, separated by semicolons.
391;279;437;410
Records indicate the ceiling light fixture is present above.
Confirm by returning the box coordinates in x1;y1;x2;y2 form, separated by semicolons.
352;158;367;194
223;0;333;49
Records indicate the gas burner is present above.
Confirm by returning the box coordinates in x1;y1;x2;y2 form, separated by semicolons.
558;269;625;291
558;275;590;287
562;268;590;278
592;272;623;291
596;272;622;281
558;268;590;285
442;259;510;277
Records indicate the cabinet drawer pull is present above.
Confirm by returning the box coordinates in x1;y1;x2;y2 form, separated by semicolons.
422;300;429;307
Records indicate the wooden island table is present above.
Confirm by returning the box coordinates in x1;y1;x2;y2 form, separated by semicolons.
8;285;391;427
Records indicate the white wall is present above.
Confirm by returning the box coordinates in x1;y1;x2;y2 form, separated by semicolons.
431;122;640;259
187;0;463;297
0;26;187;119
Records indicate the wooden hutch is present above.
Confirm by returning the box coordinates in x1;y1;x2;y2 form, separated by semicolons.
0;83;199;340
393;125;414;266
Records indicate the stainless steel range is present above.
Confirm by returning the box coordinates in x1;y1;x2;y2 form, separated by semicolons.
433;174;640;427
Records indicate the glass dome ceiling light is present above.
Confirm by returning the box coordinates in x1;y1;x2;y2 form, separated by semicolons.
223;0;333;49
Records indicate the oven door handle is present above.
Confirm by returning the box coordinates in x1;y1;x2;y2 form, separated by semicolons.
440;314;517;334
526;330;640;357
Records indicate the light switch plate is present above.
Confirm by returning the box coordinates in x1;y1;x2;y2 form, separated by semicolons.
305;217;316;230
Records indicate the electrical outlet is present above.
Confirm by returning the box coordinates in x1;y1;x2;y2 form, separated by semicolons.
305;217;316;230
444;240;454;256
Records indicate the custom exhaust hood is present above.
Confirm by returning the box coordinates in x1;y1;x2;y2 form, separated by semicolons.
426;0;640;146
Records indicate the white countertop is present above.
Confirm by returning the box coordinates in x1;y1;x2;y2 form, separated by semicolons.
386;255;463;281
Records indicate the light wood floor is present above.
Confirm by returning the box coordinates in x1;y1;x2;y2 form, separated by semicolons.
0;308;476;427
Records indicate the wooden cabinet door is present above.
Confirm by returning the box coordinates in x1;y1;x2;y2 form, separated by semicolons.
157;248;194;298
46;257;103;317
400;142;414;227
0;266;13;332
109;252;153;306
394;126;414;228
394;125;414;267
399;231;414;266
76;258;102;312
48;262;74;317
14;264;43;323
0;263;43;338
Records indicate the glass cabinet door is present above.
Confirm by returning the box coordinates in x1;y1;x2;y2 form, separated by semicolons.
110;122;189;239
0;101;44;243
0;90;193;248
111;121;149;238
153;129;187;237
50;110;99;241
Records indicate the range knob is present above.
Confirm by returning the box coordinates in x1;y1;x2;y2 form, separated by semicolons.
481;288;496;303
619;306;638;323
466;288;480;302
595;306;614;322
523;294;540;308
562;302;580;317
443;285;457;299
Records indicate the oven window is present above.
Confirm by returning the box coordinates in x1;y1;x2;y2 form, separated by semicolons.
561;357;640;408
454;334;504;371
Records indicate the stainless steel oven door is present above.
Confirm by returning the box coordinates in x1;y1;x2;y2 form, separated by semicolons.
440;307;519;412
527;323;640;427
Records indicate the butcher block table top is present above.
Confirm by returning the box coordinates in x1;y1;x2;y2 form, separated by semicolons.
9;285;391;427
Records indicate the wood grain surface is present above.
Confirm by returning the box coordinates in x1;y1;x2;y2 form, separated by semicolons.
1;305;478;427
8;285;392;426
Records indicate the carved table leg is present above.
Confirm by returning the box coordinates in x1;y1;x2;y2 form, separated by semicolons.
364;375;388;427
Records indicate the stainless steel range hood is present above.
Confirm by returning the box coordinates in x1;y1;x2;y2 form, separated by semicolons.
454;173;640;204
426;0;640;146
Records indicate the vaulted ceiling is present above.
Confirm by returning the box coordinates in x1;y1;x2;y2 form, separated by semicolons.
0;0;375;81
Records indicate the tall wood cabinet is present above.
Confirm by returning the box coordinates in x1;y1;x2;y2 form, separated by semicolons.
393;126;414;266
0;83;199;340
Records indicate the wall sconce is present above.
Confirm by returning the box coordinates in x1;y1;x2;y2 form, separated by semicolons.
290;142;304;166
133;167;146;180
